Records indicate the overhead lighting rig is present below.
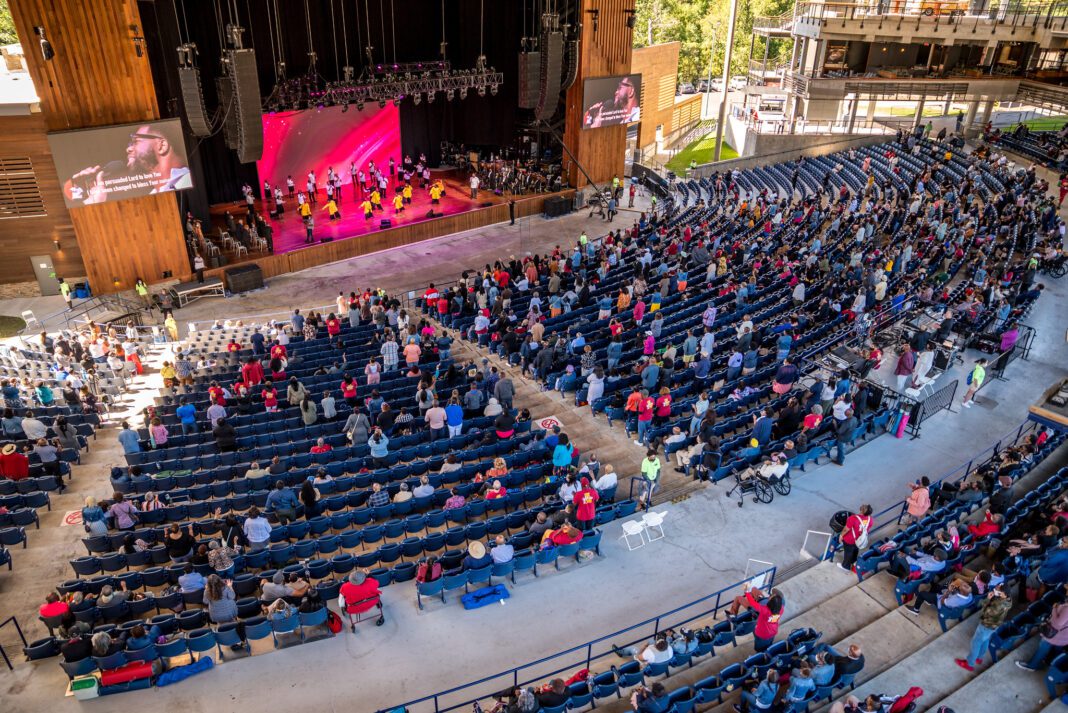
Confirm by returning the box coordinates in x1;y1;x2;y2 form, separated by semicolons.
265;57;502;112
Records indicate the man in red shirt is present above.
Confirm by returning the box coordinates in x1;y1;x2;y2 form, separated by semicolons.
635;390;655;446
241;357;264;386
309;438;332;454
39;592;70;619
572;477;600;530
338;570;384;628
226;339;242;353
839;504;873;571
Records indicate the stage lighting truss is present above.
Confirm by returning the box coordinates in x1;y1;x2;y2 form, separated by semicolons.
266;58;502;112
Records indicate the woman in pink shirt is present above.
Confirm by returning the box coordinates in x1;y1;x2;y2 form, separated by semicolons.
633;299;646;326
905;476;931;522
149;418;169;448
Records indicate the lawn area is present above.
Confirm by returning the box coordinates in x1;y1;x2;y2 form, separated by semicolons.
0;316;26;337
882;105;953;118
1007;116;1068;132
666;132;738;173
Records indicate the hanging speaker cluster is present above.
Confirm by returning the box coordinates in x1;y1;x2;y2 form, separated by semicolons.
215;75;240;151
561;39;579;91
176;42;213;140
535;19;563;121
226;48;264;164
518;51;541;109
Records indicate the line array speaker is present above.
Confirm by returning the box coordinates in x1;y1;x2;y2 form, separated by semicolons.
178;67;212;137
215;75;240;151
561;39;579;90
517;51;541;109
227;48;264;164
535;31;563;121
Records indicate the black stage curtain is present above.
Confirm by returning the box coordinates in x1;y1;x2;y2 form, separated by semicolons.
139;0;524;213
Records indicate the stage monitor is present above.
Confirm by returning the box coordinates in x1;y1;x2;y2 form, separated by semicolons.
581;74;642;129
257;104;402;196
49;119;193;208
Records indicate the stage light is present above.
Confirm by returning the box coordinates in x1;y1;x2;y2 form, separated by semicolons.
413;93;421;105
426;91;435;103
460;87;469;99
478;85;486;97
378;99;387;108
446;89;455;101
341;103;349;112
357;101;365;111
490;84;498;96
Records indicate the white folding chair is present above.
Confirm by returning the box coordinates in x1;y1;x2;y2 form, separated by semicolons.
641;511;667;542
619;520;647;550
21;310;39;330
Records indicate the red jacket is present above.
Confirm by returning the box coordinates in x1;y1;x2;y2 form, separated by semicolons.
339;579;380;614
841;514;871;546
0;452;29;480
746;590;782;640
572;487;599;522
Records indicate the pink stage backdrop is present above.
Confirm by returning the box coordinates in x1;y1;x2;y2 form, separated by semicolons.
257;104;402;191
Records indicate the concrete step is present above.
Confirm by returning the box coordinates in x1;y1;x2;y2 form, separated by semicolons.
589;562;868;713
838;611;980;709
928;635;1054;713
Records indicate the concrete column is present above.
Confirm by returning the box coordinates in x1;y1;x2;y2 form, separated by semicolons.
913;97;926;129
848;97;859;133
790;38;801;71
962;99;979;137
866;99;877;122
976;99;994;130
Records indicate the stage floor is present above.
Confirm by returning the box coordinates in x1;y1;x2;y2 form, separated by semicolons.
209;170;514;257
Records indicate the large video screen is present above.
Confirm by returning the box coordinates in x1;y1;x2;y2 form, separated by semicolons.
582;74;642;129
49;119;193;208
257;104;402;196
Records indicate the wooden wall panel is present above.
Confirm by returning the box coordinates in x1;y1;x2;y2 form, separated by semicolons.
68;193;188;292
632;43;681;150
8;0;158;131
8;0;184;293
0;112;83;283
563;0;636;189
199;192;575;286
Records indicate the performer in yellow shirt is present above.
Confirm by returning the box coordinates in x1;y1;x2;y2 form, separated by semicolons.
361;198;373;219
324;199;341;220
299;201;312;219
370;189;381;210
392;194;404;214
402;183;413;204
429;185;441;204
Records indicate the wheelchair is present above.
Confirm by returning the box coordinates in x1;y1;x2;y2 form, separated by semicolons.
724;464;791;507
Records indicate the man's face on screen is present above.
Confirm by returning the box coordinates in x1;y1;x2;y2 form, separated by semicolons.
615;80;633;106
126;125;163;172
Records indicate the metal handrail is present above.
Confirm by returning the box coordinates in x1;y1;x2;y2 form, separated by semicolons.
380;566;777;713
828;419;1038;551
0;615;26;671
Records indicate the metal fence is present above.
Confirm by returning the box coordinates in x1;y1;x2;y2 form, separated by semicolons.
829;419;1039;550
0;615;26;671
379;566;777;713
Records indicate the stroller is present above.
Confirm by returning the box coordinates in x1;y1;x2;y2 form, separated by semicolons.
725;458;791;507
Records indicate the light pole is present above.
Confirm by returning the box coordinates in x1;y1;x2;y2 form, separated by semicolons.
703;31;717;118
714;0;740;162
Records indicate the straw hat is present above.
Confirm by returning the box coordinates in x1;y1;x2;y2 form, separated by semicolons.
468;541;487;559
1;444;16;455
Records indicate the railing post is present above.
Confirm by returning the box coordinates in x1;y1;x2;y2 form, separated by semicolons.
587;643;593;671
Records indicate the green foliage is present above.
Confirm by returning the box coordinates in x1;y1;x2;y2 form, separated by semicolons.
634;0;795;83
0;1;18;47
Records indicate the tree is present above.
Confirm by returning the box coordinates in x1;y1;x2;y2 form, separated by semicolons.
634;0;795;83
0;1;18;47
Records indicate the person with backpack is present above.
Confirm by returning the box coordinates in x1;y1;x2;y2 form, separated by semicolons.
838;504;873;571
961;358;988;408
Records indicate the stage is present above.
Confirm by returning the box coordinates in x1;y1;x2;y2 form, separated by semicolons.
208;169;520;256
196;179;574;286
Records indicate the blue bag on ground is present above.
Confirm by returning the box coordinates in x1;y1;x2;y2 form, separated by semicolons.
461;584;509;610
155;656;214;686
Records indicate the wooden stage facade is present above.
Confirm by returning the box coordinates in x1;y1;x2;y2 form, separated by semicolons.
198;187;574;285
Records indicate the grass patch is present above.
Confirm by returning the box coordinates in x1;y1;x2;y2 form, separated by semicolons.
0;315;26;337
881;105;952;118
1004;116;1068;132
666;133;739;172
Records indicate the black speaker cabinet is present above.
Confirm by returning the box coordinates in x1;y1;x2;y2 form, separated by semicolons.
224;263;264;294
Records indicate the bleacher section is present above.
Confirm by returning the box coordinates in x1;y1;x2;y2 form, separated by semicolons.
427;138;1047;489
